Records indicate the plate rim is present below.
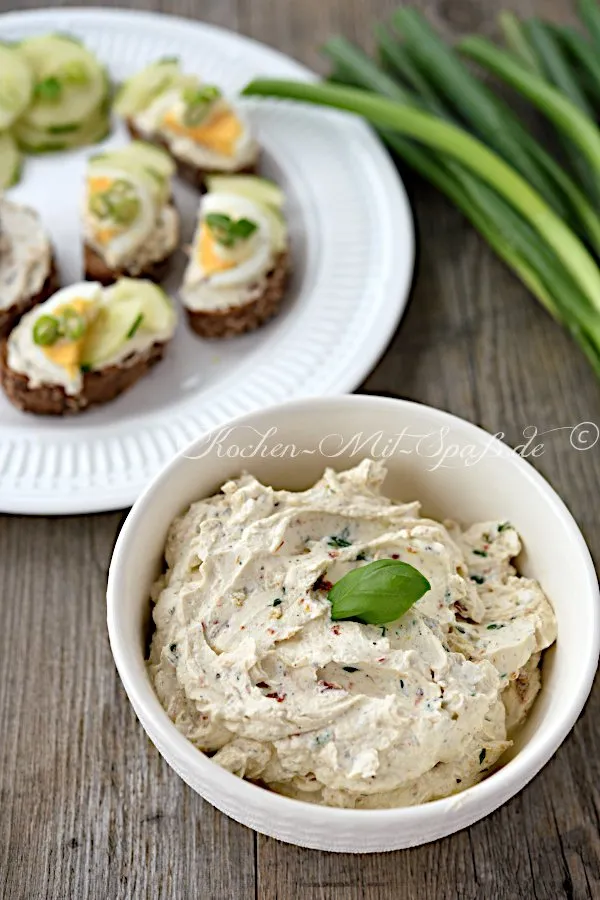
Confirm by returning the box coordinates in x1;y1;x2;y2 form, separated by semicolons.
0;6;415;516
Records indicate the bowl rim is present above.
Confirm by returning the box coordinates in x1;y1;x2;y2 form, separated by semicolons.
107;394;600;826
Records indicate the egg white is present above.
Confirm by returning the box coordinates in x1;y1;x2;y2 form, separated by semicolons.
86;165;156;268
9;282;103;394
189;193;275;288
135;87;258;171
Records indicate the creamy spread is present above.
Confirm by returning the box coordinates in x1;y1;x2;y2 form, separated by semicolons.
133;89;258;173
148;460;556;809
0;198;52;311
85;203;179;274
181;193;281;312
7;281;176;395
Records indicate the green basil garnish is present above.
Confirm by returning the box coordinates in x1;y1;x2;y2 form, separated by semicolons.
327;559;430;626
205;212;258;247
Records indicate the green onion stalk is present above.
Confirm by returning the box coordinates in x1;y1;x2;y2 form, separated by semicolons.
243;74;600;371
384;8;600;253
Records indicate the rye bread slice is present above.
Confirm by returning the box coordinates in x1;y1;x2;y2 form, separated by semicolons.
127;120;258;190
0;339;166;416
83;200;179;285
185;250;290;339
0;258;59;339
83;243;173;286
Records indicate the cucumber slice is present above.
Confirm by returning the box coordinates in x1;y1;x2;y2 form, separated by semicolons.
0;131;22;188
205;175;285;210
15;107;110;152
90;141;174;180
81;298;146;367
19;34;108;130
119;141;175;179
0;44;33;130
88;154;167;207
107;279;176;333
260;205;288;253
114;59;182;117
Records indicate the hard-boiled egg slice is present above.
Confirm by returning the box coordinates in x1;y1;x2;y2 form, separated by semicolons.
30;281;102;386
157;89;252;161
87;165;155;265
191;193;274;288
163;100;242;156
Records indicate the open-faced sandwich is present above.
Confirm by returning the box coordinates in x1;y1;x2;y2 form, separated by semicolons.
180;175;290;338
115;59;259;189
83;141;180;284
0;197;59;338
0;278;176;415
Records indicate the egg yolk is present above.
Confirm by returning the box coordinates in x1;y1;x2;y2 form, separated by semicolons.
88;176;120;244
163;107;242;156
42;298;94;378
95;226;119;246
197;224;238;274
89;175;114;194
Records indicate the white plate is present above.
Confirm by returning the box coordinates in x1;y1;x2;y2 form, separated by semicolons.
0;7;414;515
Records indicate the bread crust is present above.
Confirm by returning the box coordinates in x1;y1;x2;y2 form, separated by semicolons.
0;339;167;416
83;243;173;286
127;120;258;190
185;250;290;339
0;258;60;339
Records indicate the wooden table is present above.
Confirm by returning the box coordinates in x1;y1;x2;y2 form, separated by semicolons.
1;1;598;897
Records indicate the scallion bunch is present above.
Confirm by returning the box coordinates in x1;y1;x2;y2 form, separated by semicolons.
243;2;600;377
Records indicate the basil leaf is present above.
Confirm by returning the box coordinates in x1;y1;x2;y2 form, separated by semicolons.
231;217;258;239
327;559;430;625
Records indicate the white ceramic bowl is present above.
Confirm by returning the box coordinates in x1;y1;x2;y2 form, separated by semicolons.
107;396;599;852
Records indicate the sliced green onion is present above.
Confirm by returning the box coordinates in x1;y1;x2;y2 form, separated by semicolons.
34;76;62;102
59;60;89;86
182;84;221;126
183;84;221;105
60;307;86;340
32;315;60;346
126;313;144;339
243;78;600;311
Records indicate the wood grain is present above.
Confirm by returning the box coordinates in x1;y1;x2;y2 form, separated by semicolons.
1;1;598;898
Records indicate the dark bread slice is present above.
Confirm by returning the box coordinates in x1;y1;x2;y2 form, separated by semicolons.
84;243;173;286
0;258;59;339
0;339;166;416
127;120;258;190
185;250;289;339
